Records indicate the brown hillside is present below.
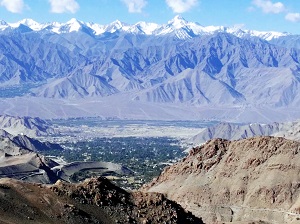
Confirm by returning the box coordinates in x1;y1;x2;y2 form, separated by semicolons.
143;136;300;224
0;177;202;224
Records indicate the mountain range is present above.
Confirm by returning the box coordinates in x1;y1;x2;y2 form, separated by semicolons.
0;16;288;40
1;16;300;121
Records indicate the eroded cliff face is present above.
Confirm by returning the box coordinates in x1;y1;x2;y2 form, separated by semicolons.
143;136;300;224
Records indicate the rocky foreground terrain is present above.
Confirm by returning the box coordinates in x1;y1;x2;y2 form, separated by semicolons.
0;124;203;224
143;136;300;224
0;177;202;224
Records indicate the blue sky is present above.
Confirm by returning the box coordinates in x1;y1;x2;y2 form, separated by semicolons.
0;0;300;34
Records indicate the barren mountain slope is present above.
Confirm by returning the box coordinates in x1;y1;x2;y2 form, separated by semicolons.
0;115;56;137
0;177;202;224
143;136;300;224
0;129;62;153
191;122;280;145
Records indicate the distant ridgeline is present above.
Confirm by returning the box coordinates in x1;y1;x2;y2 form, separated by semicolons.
191;121;300;145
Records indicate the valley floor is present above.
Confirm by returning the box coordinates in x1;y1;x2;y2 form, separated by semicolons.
0;96;299;123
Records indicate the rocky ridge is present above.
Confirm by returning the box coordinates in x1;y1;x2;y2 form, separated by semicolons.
0;177;203;224
143;136;300;223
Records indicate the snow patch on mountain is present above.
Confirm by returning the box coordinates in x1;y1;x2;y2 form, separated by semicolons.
9;18;46;31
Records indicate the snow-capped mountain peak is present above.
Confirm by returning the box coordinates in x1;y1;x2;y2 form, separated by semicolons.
65;18;84;32
131;21;160;35
86;22;105;35
157;15;198;38
104;20;127;33
245;30;289;41
9;18;44;31
66;18;81;24
0;17;290;40
167;15;189;28
111;20;124;27
19;18;39;25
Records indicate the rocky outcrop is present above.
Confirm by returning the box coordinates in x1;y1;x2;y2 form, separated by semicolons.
0;177;203;224
52;177;202;224
143;136;300;223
